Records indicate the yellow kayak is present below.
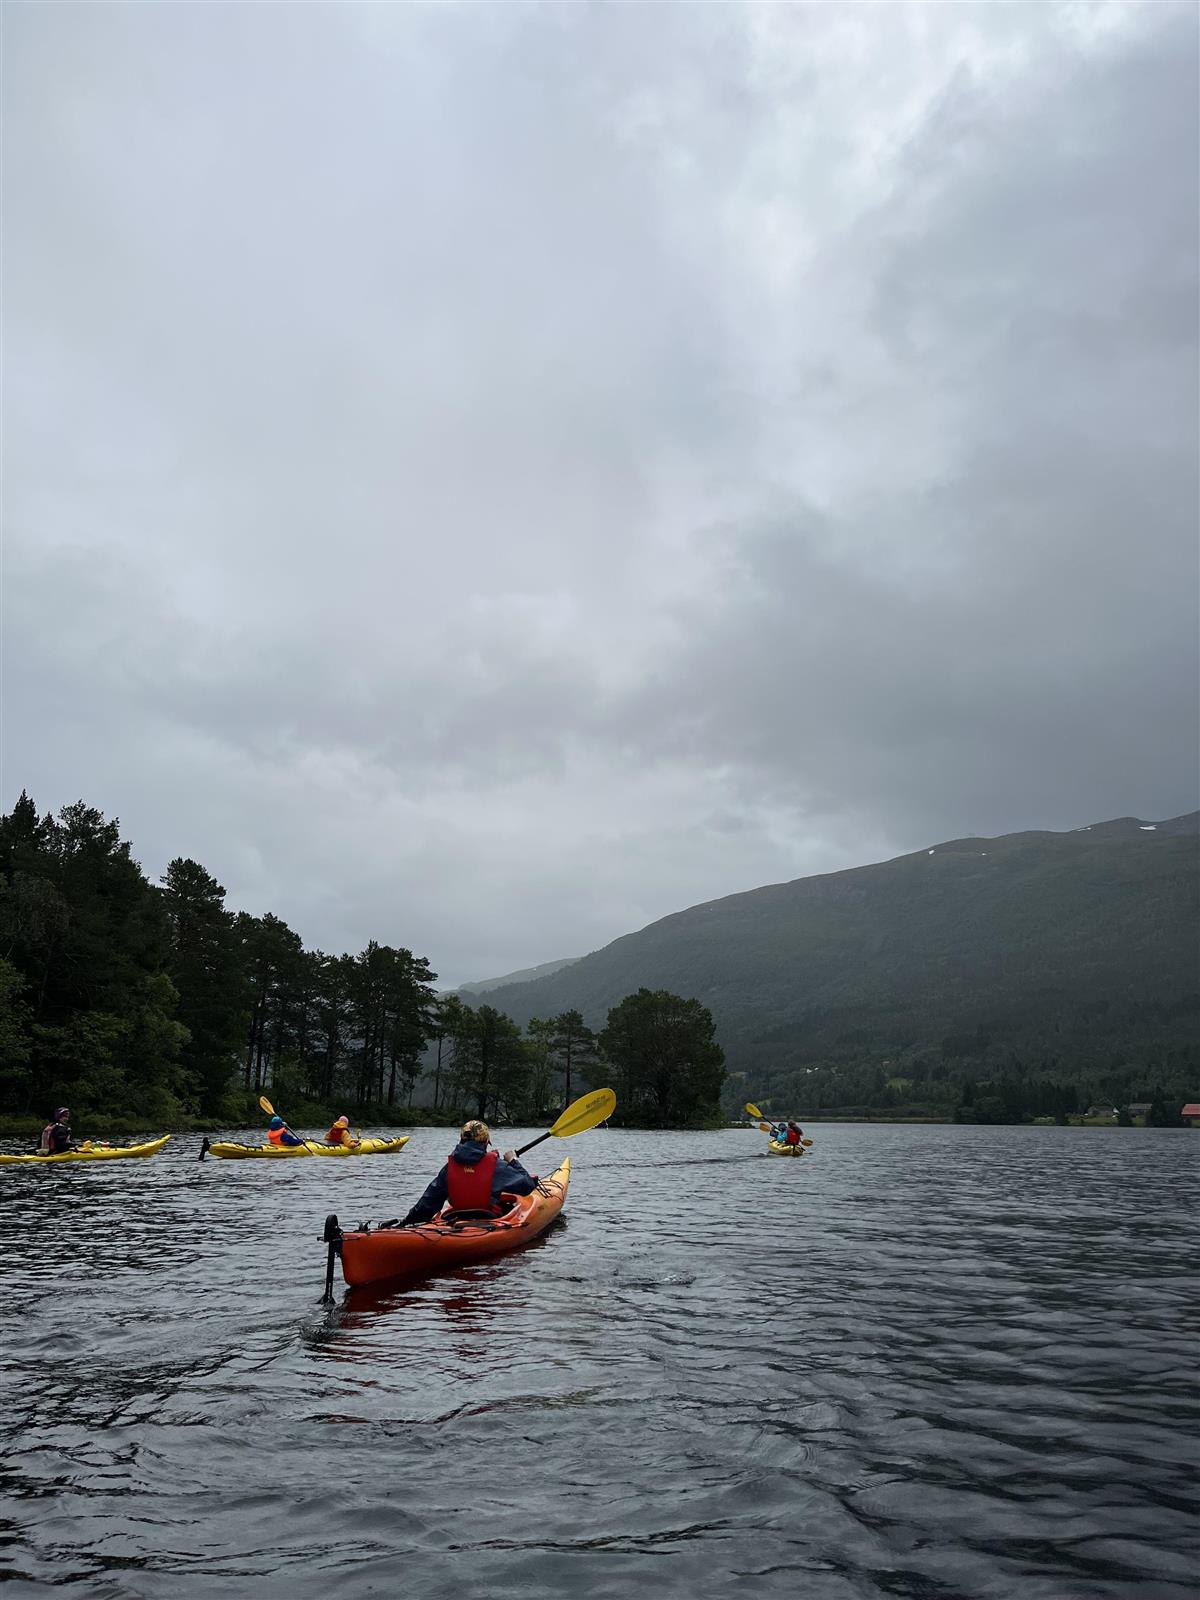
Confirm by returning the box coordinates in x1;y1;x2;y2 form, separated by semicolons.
0;1135;171;1166
202;1135;410;1160
767;1139;806;1158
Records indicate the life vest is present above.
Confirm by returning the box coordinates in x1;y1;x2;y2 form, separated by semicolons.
785;1126;801;1146
39;1123;55;1154
324;1125;347;1144
446;1148;498;1211
267;1126;286;1145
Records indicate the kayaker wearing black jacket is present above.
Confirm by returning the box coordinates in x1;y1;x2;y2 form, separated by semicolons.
38;1107;77;1155
401;1120;538;1225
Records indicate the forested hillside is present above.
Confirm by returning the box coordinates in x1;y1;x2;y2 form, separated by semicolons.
480;817;1200;1117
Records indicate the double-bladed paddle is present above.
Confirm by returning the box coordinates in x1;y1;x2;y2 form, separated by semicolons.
514;1087;616;1158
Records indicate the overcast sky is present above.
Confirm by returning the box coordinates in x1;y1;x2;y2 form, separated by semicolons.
4;3;1197;986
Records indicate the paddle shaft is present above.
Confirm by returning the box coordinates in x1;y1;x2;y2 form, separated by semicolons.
512;1087;616;1157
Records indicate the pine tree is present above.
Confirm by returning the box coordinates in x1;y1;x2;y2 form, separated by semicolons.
162;858;248;1116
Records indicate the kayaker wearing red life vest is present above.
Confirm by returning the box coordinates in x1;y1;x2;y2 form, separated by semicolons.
38;1107;77;1155
784;1120;804;1146
323;1115;355;1146
401;1120;538;1225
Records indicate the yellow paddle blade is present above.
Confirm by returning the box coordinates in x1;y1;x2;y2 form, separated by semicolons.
549;1087;616;1138
258;1095;275;1117
745;1102;764;1120
758;1121;773;1132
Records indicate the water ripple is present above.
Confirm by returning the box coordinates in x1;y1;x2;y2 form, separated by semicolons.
1;1124;1197;1598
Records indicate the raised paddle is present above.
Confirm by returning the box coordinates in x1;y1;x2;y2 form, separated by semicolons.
513;1086;617;1158
258;1095;324;1155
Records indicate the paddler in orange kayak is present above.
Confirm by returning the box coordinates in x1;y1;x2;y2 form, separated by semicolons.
401;1119;538;1224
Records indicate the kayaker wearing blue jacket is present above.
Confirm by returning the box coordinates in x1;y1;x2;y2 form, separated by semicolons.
402;1120;538;1224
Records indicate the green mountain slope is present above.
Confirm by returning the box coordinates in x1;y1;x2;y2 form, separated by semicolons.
482;815;1200;1101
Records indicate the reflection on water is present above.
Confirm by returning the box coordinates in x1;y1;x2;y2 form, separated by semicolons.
1;1124;1197;1598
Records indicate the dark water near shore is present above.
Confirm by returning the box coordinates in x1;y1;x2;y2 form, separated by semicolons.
1;1124;1196;1599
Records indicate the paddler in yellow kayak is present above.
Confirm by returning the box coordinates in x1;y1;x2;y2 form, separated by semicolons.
38;1106;78;1156
266;1115;305;1148
322;1115;358;1148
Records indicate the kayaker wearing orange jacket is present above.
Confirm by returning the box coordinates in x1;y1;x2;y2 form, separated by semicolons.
267;1116;304;1147
402;1120;538;1224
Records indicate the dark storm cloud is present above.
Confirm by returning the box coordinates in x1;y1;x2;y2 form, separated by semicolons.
4;4;1196;983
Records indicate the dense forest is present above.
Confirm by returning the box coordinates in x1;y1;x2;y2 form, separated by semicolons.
0;796;726;1131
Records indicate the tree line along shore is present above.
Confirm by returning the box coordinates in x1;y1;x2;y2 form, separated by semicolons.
1;795;1193;1137
0;796;725;1134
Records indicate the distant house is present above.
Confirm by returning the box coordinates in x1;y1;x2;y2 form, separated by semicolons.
1126;1103;1151;1119
1182;1103;1200;1125
1085;1104;1118;1119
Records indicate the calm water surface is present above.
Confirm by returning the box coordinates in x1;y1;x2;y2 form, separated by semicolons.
1;1124;1196;1599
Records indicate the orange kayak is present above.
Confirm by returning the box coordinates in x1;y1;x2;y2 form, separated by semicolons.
337;1159;570;1288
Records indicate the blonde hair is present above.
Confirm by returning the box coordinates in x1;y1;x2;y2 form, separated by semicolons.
461;1119;490;1143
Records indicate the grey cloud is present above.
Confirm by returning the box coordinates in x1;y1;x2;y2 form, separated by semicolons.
619;9;1199;842
4;4;1196;984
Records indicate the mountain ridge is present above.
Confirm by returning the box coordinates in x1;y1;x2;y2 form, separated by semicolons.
473;813;1199;1090
452;956;581;997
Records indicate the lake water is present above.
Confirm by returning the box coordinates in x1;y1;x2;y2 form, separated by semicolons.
1;1124;1196;1599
